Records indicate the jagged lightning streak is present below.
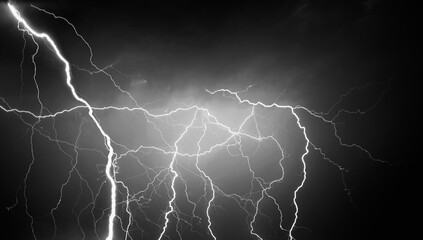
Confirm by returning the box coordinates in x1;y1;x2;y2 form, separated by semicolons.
205;88;309;240
7;3;118;240
1;3;389;240
158;109;199;240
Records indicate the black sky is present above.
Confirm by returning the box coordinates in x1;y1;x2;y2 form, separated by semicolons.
0;0;420;239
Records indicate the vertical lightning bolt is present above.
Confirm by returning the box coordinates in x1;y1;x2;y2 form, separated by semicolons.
158;109;199;240
205;88;311;240
7;3;118;240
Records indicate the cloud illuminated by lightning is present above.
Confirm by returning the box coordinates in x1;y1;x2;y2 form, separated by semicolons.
1;2;389;240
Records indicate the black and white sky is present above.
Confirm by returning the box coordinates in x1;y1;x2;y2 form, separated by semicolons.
0;0;419;239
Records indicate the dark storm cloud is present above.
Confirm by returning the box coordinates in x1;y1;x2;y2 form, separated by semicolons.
56;1;351;106
1;0;412;111
362;0;382;11
24;0;398;112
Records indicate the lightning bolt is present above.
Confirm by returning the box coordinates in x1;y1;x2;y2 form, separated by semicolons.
7;3;117;240
1;3;389;240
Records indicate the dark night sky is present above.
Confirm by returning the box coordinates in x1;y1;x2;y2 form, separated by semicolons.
0;0;420;239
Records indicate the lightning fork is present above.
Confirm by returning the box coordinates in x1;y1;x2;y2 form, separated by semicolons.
7;3;118;240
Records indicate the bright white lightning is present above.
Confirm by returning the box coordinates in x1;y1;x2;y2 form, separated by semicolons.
7;3;118;240
2;3;389;240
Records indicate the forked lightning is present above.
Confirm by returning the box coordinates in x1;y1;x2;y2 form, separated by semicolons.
1;3;387;240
